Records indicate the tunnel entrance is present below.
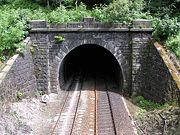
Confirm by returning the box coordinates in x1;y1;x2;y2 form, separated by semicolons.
59;44;123;92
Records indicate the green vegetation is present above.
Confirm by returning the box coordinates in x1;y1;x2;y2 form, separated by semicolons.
134;96;162;111
16;91;23;100
54;35;65;43
152;17;180;57
34;90;43;98
0;0;179;61
0;8;28;61
166;31;180;58
134;96;169;116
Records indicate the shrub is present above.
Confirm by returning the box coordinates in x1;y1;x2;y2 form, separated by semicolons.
67;3;91;21
0;8;28;61
0;0;9;5
47;5;71;23
105;0;130;23
91;5;108;22
166;32;180;58
7;0;42;9
29;8;47;20
33;0;62;7
47;3;91;23
78;0;113;8
152;17;180;42
104;0;146;23
134;96;161;111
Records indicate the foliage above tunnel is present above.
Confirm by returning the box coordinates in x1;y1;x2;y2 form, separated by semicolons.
0;0;179;61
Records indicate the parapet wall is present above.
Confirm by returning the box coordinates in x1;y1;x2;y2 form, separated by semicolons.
29;17;153;32
0;38;37;102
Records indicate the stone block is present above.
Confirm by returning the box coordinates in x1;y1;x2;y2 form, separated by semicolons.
83;17;95;23
0;72;6;80
133;19;152;28
1;65;11;73
29;20;47;28
67;22;83;28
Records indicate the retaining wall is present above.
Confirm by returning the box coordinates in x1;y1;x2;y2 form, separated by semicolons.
142;42;180;104
0;38;37;102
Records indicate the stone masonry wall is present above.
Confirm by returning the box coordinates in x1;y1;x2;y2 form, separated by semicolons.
130;20;180;104
143;43;180;104
29;18;153;97
29;33;49;93
131;32;152;97
0;38;37;102
132;38;180;104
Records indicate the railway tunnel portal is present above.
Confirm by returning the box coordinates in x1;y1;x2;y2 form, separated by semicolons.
30;17;172;103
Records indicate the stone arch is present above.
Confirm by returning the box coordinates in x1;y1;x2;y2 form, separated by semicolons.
49;37;130;95
58;43;124;93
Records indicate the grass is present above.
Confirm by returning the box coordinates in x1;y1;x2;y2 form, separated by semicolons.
133;96;171;116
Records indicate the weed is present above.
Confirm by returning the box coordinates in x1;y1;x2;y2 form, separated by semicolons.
16;91;23;100
54;35;65;43
134;96;162;111
34;90;43;98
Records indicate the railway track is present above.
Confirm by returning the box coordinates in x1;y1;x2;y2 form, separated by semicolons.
50;73;136;135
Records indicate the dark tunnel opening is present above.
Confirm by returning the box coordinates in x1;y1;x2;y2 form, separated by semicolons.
59;44;123;92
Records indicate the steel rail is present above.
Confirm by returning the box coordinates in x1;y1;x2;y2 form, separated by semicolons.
104;78;117;135
50;76;79;135
69;74;84;135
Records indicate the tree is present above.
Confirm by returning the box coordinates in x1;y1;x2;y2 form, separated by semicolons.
0;0;10;5
76;0;112;8
34;0;64;7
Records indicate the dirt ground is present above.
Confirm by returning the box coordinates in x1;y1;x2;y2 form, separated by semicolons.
0;93;62;135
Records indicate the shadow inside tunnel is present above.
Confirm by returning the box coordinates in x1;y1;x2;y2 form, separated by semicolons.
59;44;124;94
